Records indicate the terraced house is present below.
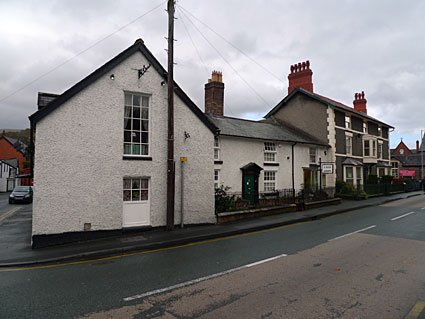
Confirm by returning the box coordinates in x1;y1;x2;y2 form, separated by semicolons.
265;61;393;188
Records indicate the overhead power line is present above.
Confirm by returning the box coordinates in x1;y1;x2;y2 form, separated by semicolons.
176;8;210;77
179;5;285;84
0;0;167;103
177;6;273;108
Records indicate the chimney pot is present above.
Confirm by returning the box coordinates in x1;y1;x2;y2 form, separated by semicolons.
417;140;420;151
288;60;314;94
353;91;367;113
205;71;224;116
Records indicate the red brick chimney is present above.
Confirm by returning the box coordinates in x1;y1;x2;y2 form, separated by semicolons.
417;140;420;151
205;71;224;116
288;61;313;94
353;91;367;114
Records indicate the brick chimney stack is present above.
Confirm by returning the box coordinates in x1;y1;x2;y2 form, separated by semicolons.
288;60;313;94
417;140;420;151
353;91;367;114
205;71;224;116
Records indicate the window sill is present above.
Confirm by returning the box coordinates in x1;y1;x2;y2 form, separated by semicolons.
123;156;152;161
263;162;279;166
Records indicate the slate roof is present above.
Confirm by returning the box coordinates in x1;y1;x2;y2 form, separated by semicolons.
37;92;59;110
392;154;425;167
1;136;27;155
265;88;393;128
206;114;329;146
0;158;18;169
29;39;218;134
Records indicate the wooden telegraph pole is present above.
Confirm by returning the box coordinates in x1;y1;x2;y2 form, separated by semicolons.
166;0;175;230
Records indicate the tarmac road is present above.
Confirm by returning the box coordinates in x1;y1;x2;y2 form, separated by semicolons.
1;195;425;318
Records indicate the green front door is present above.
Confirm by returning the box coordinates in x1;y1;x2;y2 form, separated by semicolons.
243;175;256;205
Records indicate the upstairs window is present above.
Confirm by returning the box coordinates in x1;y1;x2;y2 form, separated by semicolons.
345;136;352;155
264;171;276;192
378;127;382;137
124;93;149;156
372;140;376;157
378;143;383;159
345;116;351;129
309;147;317;163
264;142;277;162
214;137;220;160
363;122;368;133
364;140;370;156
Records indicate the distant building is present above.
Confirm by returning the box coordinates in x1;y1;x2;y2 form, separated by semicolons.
264;61;393;188
391;137;425;180
0;136;31;185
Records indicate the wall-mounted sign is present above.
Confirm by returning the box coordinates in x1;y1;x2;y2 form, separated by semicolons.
135;64;151;79
180;157;187;162
400;169;415;177
321;163;333;174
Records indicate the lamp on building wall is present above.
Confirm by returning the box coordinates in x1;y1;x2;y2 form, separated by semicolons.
110;74;115;80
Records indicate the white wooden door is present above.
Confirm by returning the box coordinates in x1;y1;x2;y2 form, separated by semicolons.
123;177;150;227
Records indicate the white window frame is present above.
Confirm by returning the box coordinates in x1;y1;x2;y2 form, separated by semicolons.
264;171;276;192
345;136;352;155
344;166;363;186
123;177;149;202
364;140;370;156
214;169;220;189
214;137;220;160
377;141;383;159
124;92;150;157
372;140;376;157
345;115;351;129
363;122;368;133
309;147;317;164
264;142;277;162
391;162;399;178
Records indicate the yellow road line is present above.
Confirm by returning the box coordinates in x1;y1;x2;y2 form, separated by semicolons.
0;207;22;225
0;221;309;272
405;301;425;319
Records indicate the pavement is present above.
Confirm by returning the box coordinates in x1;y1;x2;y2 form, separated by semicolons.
0;191;423;267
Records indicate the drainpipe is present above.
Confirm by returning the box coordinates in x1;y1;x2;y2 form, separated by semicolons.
292;142;297;200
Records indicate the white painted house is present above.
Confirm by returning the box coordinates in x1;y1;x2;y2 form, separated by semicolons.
0;159;18;192
203;72;332;205
29;39;218;247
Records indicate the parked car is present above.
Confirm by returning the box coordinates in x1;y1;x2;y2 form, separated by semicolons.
9;186;33;204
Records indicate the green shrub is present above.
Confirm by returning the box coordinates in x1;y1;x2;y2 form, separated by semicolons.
215;185;236;213
380;175;393;184
336;180;346;194
340;183;356;195
367;174;378;184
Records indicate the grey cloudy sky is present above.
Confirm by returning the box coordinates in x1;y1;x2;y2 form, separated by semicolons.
1;0;424;148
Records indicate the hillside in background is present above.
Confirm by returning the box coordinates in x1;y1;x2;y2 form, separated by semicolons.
1;129;30;145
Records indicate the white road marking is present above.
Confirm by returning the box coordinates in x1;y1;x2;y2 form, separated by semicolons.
123;253;288;301
390;211;416;221
421;207;425;210
0;207;22;225
328;225;376;242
